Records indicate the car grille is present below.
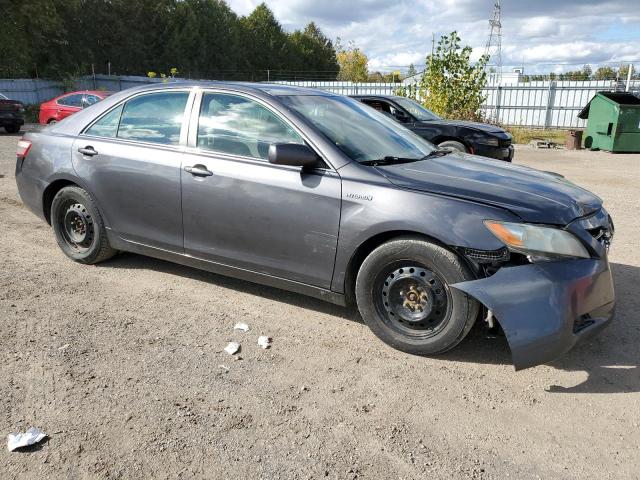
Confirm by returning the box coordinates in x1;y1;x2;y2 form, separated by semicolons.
463;247;510;262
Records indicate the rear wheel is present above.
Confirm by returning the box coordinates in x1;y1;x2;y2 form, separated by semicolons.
355;237;479;355
51;186;116;264
4;124;20;134
438;140;467;153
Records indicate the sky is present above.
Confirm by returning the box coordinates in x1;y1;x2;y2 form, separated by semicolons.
226;0;640;73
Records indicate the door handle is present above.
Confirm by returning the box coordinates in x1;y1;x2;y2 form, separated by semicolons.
78;146;98;157
184;164;213;177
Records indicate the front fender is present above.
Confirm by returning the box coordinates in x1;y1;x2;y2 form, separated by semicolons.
452;259;615;370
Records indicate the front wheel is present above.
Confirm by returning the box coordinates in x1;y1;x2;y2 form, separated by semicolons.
51;186;116;264
355;237;479;355
438;140;467;153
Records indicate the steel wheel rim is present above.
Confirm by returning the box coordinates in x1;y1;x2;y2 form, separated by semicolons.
377;264;451;337
58;200;95;253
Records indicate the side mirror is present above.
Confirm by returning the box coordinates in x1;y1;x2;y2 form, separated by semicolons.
268;143;321;168
394;110;410;122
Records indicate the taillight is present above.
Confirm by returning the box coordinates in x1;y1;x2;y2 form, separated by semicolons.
16;139;32;158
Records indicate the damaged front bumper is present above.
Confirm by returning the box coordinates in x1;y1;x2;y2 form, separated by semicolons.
452;258;615;370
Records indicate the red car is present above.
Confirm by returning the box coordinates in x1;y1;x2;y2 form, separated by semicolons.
39;90;113;125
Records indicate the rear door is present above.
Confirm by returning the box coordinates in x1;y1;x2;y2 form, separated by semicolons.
180;90;341;288
57;94;84;120
72;89;193;251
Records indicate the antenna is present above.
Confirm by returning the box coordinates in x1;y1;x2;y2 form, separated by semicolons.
484;0;502;85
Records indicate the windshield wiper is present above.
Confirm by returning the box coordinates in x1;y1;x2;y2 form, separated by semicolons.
359;156;423;166
360;149;452;166
420;149;453;160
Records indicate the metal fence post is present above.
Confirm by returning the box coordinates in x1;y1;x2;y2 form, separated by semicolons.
544;81;556;129
32;79;40;104
495;85;502;123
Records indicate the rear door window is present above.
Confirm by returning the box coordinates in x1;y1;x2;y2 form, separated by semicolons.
117;92;189;145
197;93;303;160
58;94;83;107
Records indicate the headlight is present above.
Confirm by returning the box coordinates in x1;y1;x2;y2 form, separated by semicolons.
484;220;590;260
476;137;499;146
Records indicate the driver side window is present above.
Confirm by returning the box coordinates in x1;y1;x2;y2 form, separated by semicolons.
197;93;304;160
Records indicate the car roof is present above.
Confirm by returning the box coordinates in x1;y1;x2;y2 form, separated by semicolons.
351;94;404;101
122;81;336;97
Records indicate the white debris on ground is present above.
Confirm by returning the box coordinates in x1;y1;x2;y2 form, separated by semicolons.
218;365;230;372
233;323;250;332
257;336;272;349
224;342;241;355
7;427;47;452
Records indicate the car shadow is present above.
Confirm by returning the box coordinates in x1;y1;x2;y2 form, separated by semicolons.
101;254;638;393
102;252;357;321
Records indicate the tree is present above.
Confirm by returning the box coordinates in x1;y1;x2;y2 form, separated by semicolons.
593;66;616;80
406;64;417;78
164;0;242;78
409;32;488;120
336;40;368;82
0;0;339;80
240;3;290;76
289;22;339;79
618;64;638;80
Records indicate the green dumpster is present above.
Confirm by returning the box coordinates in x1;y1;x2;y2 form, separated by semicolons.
578;91;640;152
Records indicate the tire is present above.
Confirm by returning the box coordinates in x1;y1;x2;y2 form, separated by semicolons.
438;140;467;153
4;124;20;134
48;119;57;125
355;237;479;355
50;186;116;264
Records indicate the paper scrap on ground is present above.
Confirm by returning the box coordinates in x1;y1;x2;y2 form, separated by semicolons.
7;427;47;452
224;342;240;355
233;323;250;332
257;336;272;349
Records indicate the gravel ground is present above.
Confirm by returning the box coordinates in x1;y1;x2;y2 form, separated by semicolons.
1;129;639;479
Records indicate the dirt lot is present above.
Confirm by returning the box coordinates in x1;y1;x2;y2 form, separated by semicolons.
1;129;639;479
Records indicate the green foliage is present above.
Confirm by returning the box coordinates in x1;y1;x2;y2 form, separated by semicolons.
593;66;616;80
368;71;401;83
0;0;338;80
336;40;368;82
405;32;488;121
406;64;417;78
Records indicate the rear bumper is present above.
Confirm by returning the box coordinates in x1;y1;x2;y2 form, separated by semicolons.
452;258;615;370
15;157;47;221
0;113;25;126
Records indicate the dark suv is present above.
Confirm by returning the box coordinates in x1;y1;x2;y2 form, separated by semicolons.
15;82;614;370
0;92;25;134
352;95;513;161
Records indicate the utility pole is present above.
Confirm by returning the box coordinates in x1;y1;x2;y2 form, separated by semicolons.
484;0;502;85
626;64;634;92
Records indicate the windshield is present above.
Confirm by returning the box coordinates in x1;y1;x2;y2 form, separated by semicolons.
280;95;436;163
393;97;440;121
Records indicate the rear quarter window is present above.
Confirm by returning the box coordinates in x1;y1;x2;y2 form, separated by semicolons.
85;105;124;138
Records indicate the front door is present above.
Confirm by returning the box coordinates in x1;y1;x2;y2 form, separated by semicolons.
72;90;191;251
181;92;341;289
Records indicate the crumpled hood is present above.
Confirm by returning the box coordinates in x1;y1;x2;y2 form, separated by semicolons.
376;153;602;224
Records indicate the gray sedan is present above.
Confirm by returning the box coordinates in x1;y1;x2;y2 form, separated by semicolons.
15;82;615;369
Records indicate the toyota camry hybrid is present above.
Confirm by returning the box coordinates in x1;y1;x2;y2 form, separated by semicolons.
15;82;615;370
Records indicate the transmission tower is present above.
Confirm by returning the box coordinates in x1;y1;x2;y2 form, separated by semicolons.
484;0;502;85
